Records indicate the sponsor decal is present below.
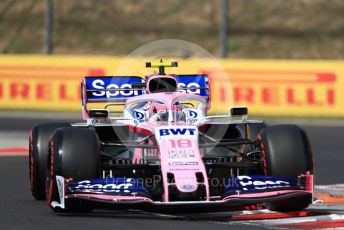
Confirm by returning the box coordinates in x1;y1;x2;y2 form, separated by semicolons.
185;109;199;123
159;127;196;137
177;82;201;94
85;77;144;100
67;178;149;195
168;161;198;166
155;126;198;148
235;175;290;191
188;110;198;118
133;109;146;121
66;178;152;198
169;168;200;171
182;184;195;191
74;180;133;193
175;74;208;96
225;175;298;194
168;150;195;159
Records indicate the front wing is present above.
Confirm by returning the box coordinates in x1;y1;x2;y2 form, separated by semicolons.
51;174;313;210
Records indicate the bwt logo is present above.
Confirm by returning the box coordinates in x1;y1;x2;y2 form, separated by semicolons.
159;128;197;136
91;79;141;98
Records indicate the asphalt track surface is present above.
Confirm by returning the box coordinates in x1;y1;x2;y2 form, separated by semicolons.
0;115;343;229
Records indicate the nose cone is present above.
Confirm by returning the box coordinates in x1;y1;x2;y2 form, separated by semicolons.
174;173;198;193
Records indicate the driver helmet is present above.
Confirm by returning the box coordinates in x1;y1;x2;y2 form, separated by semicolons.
150;101;184;122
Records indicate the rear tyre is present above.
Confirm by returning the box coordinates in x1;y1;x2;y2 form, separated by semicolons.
257;125;313;211
29;122;71;200
47;127;100;213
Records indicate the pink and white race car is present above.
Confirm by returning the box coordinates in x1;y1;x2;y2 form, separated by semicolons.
29;61;314;213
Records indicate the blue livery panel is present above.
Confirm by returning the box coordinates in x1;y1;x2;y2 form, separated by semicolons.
175;74;209;97
67;178;150;197
224;175;301;196
83;74;209;103
85;76;144;102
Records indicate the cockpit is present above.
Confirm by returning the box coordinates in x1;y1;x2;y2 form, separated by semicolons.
124;94;206;124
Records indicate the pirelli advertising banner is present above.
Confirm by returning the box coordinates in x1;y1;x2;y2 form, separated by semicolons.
0;55;343;117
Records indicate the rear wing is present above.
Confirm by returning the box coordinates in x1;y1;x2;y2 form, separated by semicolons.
82;76;144;104
81;76;144;119
81;74;211;119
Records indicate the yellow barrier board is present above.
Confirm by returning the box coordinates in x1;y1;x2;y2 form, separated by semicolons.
1;55;344;117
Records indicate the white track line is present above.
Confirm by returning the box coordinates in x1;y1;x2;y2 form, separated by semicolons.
256;214;344;225
170;209;274;219
316;184;344;190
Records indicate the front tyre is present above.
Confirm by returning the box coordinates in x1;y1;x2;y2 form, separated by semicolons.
257;125;313;211
47;127;100;212
29;122;71;200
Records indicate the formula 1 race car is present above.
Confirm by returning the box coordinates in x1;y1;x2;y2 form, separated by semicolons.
29;61;314;213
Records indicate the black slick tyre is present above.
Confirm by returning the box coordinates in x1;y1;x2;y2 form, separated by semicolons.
257;125;313;211
47;127;100;213
29;122;71;200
